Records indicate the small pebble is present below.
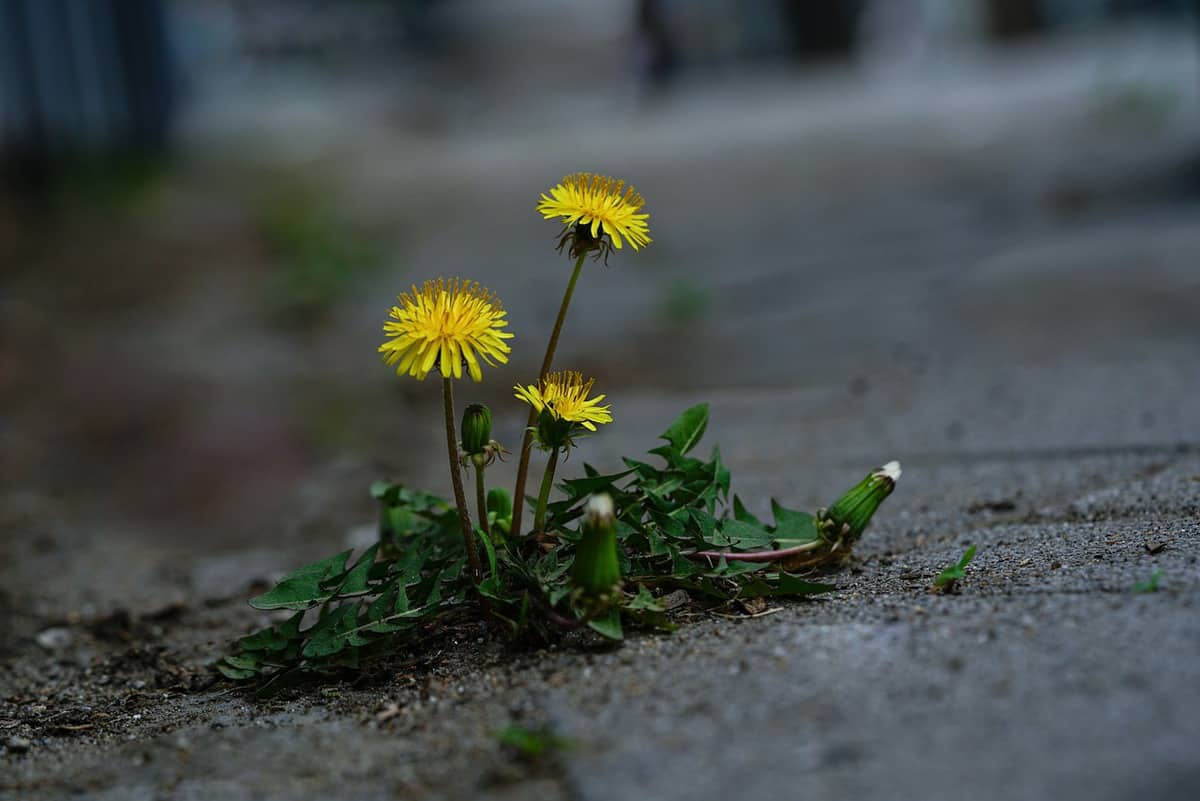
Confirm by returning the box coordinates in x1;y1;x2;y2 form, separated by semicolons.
6;736;31;753
35;627;73;651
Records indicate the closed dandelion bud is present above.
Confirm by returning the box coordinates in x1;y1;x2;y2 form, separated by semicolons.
487;488;513;535
571;494;621;596
818;461;901;546
460;404;492;456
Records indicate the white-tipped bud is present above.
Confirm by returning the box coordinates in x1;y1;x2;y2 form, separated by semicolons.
585;493;614;523
877;461;902;482
572;493;620;596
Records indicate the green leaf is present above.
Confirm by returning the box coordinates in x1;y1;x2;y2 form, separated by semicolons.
301;604;360;658
237;611;303;652
659;403;709;455
776;573;837;595
719;519;776;550
625;585;664;612
369;480;397;501
934;544;978;588
587;609;624;640
477;527;501;596
335;544;380;595
217;662;259;680
562;469;635;497
250;550;353;610
732;495;763;527
738;573;836;598
496;725;572;758
1132;570;1163;594
222;654;260;671
770;500;818;548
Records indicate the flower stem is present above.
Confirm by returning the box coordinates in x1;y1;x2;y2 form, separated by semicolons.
532;447;560;534
687;539;823;566
473;459;490;538
511;251;587;538
442;377;482;583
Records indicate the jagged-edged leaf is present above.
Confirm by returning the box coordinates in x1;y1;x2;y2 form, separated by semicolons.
237;611;304;652
658;403;709;455
719;519;775;550
732;495;763;527
587;609;623;640
770;500;819;548
301;604;360;658
689;509;717;542
217;661;259;680
222;654;260;671
335;544;380;595
250;550;353;610
625;585;664;612
561;469;634;497
738;574;836;598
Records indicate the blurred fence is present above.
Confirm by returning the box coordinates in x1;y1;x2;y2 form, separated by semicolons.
0;0;173;182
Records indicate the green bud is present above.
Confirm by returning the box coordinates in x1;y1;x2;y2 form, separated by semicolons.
535;407;575;451
570;494;621;596
461;403;492;456
818;461;901;545
487;488;513;535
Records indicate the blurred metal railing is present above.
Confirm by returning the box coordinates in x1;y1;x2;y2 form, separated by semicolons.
1;0;173;177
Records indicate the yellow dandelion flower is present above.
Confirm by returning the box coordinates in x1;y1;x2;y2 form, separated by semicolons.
537;173;651;253
514;371;613;431
379;278;513;382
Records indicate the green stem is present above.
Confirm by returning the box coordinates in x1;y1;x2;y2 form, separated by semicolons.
511;251;587;538
473;459;490;538
442;378;481;583
533;447;560;534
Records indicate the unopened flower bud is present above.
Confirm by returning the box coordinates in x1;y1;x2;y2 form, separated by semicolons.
571;494;621;596
818;461;901;546
461;404;492;456
487;488;513;535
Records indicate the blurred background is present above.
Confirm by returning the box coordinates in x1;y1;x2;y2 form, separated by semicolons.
2;0;1198;609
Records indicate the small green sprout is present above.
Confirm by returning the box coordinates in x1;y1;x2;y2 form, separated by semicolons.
1132;570;1163;594
496;724;573;760
934;544;977;591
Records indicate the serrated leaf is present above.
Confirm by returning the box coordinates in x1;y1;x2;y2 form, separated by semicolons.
587;609;623;640
738;574;835;598
335;544;380;595
720;519;776;550
712;447;730;497
626;585;664;612
237;612;303;653
250;550;353;610
370;480;398;501
732;495;763;527
223;654;260;670
561;469;634;497
301;604;359;658
217;662;259;680
689;509;717;541
770;500;819;548
659;403;709;455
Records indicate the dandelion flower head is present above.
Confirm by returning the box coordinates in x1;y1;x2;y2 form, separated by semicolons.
514;371;613;431
380;278;512;382
537;173;651;252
